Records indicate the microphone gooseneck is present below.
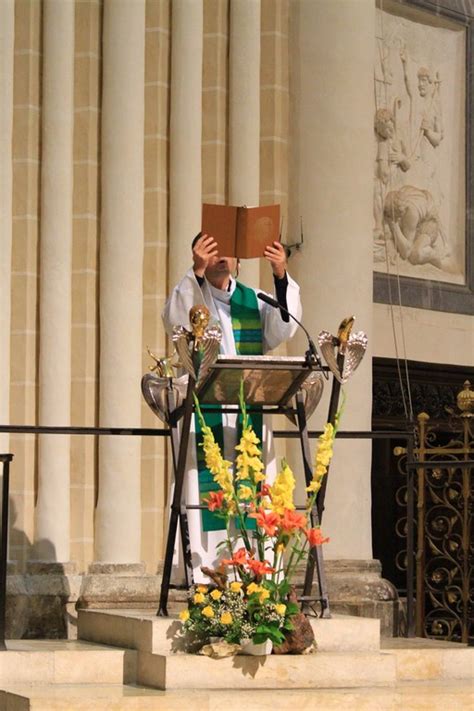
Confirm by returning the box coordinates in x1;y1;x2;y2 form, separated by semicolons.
256;292;326;373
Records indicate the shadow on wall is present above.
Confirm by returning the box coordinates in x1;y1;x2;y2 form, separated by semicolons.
6;497;71;639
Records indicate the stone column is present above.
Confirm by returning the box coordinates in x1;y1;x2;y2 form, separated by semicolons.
0;0;14;454
169;0;203;289
229;0;261;285
35;0;75;563
289;0;374;558
95;0;145;564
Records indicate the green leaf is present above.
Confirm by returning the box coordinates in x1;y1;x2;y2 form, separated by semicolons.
278;580;290;597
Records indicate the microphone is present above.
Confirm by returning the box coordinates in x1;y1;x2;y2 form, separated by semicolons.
257;292;325;373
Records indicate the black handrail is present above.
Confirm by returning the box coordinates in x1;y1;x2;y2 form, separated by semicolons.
0;424;416;647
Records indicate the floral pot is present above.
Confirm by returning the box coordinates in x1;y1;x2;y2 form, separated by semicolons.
240;639;273;656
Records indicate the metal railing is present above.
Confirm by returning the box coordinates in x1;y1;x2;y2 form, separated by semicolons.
0;423;415;647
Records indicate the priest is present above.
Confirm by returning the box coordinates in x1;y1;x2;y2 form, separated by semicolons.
162;233;302;580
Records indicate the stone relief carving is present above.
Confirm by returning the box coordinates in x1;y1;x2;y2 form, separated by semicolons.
373;6;466;283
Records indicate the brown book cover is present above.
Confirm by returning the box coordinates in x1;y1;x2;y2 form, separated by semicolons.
201;203;280;259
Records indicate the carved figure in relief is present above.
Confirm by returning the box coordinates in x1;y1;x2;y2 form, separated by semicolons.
400;48;444;198
373;107;411;240
383;185;450;269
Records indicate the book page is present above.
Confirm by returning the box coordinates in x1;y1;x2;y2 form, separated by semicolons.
237;204;280;259
201;204;238;257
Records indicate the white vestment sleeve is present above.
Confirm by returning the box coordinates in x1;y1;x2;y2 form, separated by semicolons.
259;272;302;352
162;268;220;335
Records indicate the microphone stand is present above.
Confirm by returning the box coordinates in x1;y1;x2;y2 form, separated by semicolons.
256;292;326;375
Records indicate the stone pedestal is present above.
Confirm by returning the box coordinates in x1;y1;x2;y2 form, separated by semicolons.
6;563;162;640
5;557;400;640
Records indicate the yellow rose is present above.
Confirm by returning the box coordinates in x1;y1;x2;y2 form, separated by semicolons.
220;611;233;625
275;604;286;616
179;609;190;622
259;588;270;603
230;582;242;593
246;582;261;596
202;605;215;618
197;585;208;593
193;592;205;604
210;589;222;601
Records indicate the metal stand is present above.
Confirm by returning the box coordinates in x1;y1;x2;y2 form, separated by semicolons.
301;353;345;613
0;454;13;651
157;358;343;618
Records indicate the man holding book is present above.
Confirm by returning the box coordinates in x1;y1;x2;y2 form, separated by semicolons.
162;231;302;581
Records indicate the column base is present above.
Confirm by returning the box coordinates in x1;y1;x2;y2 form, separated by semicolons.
87;562;146;576
26;561;77;575
294;559;401;637
6;562;161;640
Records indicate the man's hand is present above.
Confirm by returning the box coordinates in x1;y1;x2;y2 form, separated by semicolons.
192;233;218;278
264;241;287;279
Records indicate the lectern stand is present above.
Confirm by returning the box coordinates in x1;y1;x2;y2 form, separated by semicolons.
157;355;342;617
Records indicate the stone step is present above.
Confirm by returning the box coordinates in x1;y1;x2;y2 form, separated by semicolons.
1;680;473;711
0;640;136;686
382;637;474;681
136;649;397;690
78;608;381;654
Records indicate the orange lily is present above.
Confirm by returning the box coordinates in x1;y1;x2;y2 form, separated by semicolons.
204;490;225;512
280;508;307;533
252;507;281;536
304;528;330;546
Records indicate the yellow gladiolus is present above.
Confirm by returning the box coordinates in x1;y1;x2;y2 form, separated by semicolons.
230;582;242;593
179;609;190;622
202;606;215;618
275;604;286;616
193;592;205;604
237;485;253;500
270;460;296;514
210;589;222;601
306;423;336;495
220;611;233;625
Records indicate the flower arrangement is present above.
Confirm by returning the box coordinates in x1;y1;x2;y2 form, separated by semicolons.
179;384;342;651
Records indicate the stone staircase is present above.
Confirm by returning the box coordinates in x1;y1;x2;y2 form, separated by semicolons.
0;610;471;709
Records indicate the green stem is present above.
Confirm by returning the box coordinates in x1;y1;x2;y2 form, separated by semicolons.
231;492;252;552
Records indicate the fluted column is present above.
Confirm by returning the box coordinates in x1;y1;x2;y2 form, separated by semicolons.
0;1;14;454
95;0;146;563
35;0;75;562
169;0;203;289
229;0;261;285
289;0;375;559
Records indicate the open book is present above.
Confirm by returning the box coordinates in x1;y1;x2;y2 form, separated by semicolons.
201;203;280;259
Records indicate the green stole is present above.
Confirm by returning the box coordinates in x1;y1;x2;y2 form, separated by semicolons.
196;282;263;531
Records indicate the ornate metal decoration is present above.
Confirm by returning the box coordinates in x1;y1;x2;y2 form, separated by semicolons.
172;305;222;381
142;306;222;423
285;370;324;425
456;380;474;416
141;372;188;424
318;316;368;384
394;384;474;644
